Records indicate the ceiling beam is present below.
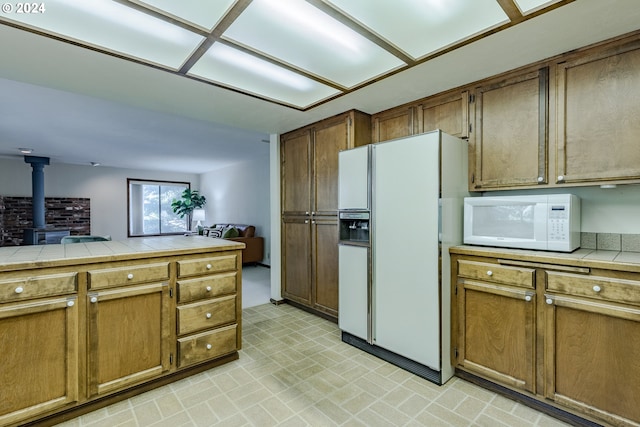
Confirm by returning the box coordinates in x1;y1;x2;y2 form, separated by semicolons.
178;0;254;74
496;0;525;22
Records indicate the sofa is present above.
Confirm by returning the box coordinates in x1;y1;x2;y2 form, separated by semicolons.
205;224;264;264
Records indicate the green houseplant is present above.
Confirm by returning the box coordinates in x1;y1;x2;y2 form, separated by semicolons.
171;189;206;232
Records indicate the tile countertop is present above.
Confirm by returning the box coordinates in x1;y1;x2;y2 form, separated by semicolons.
0;236;245;272
450;245;640;274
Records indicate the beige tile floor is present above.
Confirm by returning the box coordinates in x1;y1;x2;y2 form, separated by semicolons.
57;304;571;427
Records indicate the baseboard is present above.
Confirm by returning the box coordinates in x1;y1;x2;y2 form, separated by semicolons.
455;369;603;427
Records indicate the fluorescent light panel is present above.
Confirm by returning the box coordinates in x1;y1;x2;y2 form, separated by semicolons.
188;43;340;108
513;0;563;15
326;0;509;60
3;0;203;69
134;0;236;31
222;0;406;88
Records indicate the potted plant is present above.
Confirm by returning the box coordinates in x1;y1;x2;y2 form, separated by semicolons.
171;189;206;233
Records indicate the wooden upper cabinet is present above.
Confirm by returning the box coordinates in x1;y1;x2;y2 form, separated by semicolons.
472;67;548;190
371;106;415;143
281;129;312;215
555;39;640;185
313;114;352;215
418;90;469;138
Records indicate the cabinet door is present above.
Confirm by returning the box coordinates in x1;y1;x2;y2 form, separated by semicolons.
0;296;78;426
544;294;640;426
556;41;640;184
418;90;469;138
87;283;171;396
313;116;350;216
311;216;339;316
281;217;311;305
371;106;415;143
473;68;548;190
457;280;536;393
281;129;312;215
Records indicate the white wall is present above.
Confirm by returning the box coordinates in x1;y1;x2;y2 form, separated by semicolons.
200;154;271;265
0;158;199;240
486;185;640;234
269;133;281;301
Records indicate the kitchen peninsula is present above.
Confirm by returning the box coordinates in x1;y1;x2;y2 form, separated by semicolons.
0;236;244;427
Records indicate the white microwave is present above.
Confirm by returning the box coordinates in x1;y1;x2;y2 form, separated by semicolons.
463;194;581;252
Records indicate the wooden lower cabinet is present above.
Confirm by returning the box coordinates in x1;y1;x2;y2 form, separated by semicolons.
175;254;241;369
282;215;339;317
0;296;78;426
0;238;242;427
87;282;171;396
282;216;312;306
452;249;640;427
458;281;536;393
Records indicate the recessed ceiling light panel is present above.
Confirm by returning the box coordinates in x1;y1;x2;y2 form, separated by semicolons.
1;0;204;69
188;43;340;109
221;0;406;88
134;0;236;32
513;0;563;15
326;0;509;60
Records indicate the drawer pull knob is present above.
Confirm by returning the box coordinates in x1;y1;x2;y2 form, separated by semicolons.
525;295;532;302
546;298;553;305
206;344;212;350
206;286;212;292
558;175;564;182
486;270;493;276
206;313;212;319
15;286;24;294
67;301;75;307
206;264;212;270
537;176;544;183
127;273;134;280
90;296;98;303
593;285;601;293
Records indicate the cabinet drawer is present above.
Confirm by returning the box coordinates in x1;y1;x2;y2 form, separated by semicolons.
177;324;237;368
177;255;237;278
546;271;640;305
458;260;534;288
0;272;77;302
88;262;169;290
177;272;237;303
177;295;236;335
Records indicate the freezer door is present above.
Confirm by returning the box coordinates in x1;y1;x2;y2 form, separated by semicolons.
372;132;441;370
338;145;370;210
338;244;369;341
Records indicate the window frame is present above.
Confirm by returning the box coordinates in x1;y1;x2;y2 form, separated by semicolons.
127;178;191;237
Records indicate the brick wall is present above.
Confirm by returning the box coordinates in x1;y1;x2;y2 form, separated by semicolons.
0;196;90;246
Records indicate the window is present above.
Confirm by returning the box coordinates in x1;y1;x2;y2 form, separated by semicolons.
128;179;189;237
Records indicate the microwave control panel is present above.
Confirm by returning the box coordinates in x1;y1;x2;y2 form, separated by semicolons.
548;205;569;241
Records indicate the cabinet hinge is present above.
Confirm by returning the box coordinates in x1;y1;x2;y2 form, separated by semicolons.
468;123;472;133
170;353;174;365
169;288;173;298
471;173;475;184
469;94;476;103
454;347;459;359
455;285;458;295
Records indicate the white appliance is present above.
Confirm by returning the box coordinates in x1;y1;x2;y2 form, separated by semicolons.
338;130;468;385
463;194;581;252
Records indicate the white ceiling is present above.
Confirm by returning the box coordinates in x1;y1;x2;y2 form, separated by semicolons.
0;0;639;173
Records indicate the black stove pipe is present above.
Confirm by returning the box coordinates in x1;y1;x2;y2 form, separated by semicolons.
24;155;49;229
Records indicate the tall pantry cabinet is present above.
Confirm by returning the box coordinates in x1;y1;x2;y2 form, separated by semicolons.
281;110;370;318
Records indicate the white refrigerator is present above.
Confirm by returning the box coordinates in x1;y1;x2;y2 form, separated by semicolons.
338;130;468;385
